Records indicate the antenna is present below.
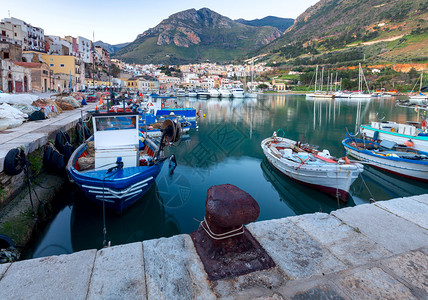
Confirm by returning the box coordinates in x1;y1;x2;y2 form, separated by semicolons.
8;10;10;18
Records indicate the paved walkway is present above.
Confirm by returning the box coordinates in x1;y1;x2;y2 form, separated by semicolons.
0;103;96;173
0;195;427;299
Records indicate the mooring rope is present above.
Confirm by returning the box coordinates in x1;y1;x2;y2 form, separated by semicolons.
199;217;245;240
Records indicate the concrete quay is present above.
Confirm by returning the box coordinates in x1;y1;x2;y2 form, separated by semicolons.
0;102;96;207
0;194;427;299
0;103;96;173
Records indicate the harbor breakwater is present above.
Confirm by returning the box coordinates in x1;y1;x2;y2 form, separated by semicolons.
0;194;427;299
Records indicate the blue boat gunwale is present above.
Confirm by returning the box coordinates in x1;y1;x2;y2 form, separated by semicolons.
342;138;428;165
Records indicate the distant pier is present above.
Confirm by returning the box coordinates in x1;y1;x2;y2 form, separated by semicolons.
0;195;427;299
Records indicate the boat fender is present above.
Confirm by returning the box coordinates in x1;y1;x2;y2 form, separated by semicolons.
169;154;177;175
404;140;414;147
43;145;55;171
55;131;71;153
4;148;26;176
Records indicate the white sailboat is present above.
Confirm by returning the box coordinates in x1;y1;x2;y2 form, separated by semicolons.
409;71;428;101
306;66;334;99
349;64;373;99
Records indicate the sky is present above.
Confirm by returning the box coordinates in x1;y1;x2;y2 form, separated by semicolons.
0;0;319;45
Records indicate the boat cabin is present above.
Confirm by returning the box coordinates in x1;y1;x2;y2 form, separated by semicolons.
92;112;140;170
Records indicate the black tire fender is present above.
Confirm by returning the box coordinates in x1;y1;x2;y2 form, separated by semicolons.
43;146;53;169
0;233;15;248
55;131;70;154
4;148;26;176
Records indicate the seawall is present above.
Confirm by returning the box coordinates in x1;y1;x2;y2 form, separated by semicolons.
0;194;427;299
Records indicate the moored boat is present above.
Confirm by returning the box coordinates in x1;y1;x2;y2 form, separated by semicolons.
261;134;364;201
219;88;232;98
360;121;428;151
67;112;181;213
342;137;428;182
208;89;220;98
232;88;245;98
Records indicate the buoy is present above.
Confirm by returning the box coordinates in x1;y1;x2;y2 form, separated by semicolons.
203;114;206;118
404;139;414;147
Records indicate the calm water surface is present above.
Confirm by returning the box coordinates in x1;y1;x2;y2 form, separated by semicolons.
26;94;428;258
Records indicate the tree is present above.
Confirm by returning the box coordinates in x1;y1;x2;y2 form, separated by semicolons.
257;83;269;90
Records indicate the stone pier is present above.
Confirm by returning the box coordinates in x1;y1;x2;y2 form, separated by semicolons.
0;194;427;299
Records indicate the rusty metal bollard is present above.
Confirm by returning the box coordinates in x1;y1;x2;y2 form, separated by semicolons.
191;184;275;281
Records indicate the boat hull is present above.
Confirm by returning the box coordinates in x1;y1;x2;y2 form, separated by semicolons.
342;138;428;182
67;136;164;213
69;164;163;213
261;137;363;201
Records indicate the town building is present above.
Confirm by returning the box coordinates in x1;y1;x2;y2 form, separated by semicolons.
0;60;32;93
2;17;45;52
47;35;71;56
77;36;92;64
13;61;53;92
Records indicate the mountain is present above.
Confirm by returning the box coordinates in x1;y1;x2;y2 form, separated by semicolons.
113;8;281;64
94;41;130;54
255;0;428;66
235;16;294;33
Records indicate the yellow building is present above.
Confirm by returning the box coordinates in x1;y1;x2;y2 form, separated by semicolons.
126;78;138;89
41;54;81;76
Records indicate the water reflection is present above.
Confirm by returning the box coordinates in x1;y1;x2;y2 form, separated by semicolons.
261;159;352;215
27;183;180;257
26;95;428;258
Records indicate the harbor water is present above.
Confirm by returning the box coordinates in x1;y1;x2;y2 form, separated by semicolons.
26;94;428;258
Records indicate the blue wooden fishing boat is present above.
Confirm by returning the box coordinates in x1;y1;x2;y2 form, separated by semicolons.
66;111;180;213
146;95;197;120
342;137;428;182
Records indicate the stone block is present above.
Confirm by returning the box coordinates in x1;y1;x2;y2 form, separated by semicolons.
0;263;10;279
289;213;392;266
376;197;428;229
211;267;285;298
247;218;346;280
332;204;428;254
0;249;96;300
381;250;428;297
339;267;417;299
143;234;215;300
87;242;146;300
409;194;428;206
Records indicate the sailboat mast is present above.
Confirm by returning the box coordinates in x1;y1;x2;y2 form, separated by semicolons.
320;67;324;92
420;71;424;92
335;72;338;91
314;65;318;92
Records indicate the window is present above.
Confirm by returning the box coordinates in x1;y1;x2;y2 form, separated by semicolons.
50;63;54;67
60;64;65;67
49;58;54;62
4;52;9;59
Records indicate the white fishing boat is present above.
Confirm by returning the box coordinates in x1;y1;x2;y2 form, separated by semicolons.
232;88;245;98
176;89;186;97
219;88;232;98
208;89;221;98
261;134;364;201
360;121;428;151
188;91;197;97
343;138;428;182
197;90;210;99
